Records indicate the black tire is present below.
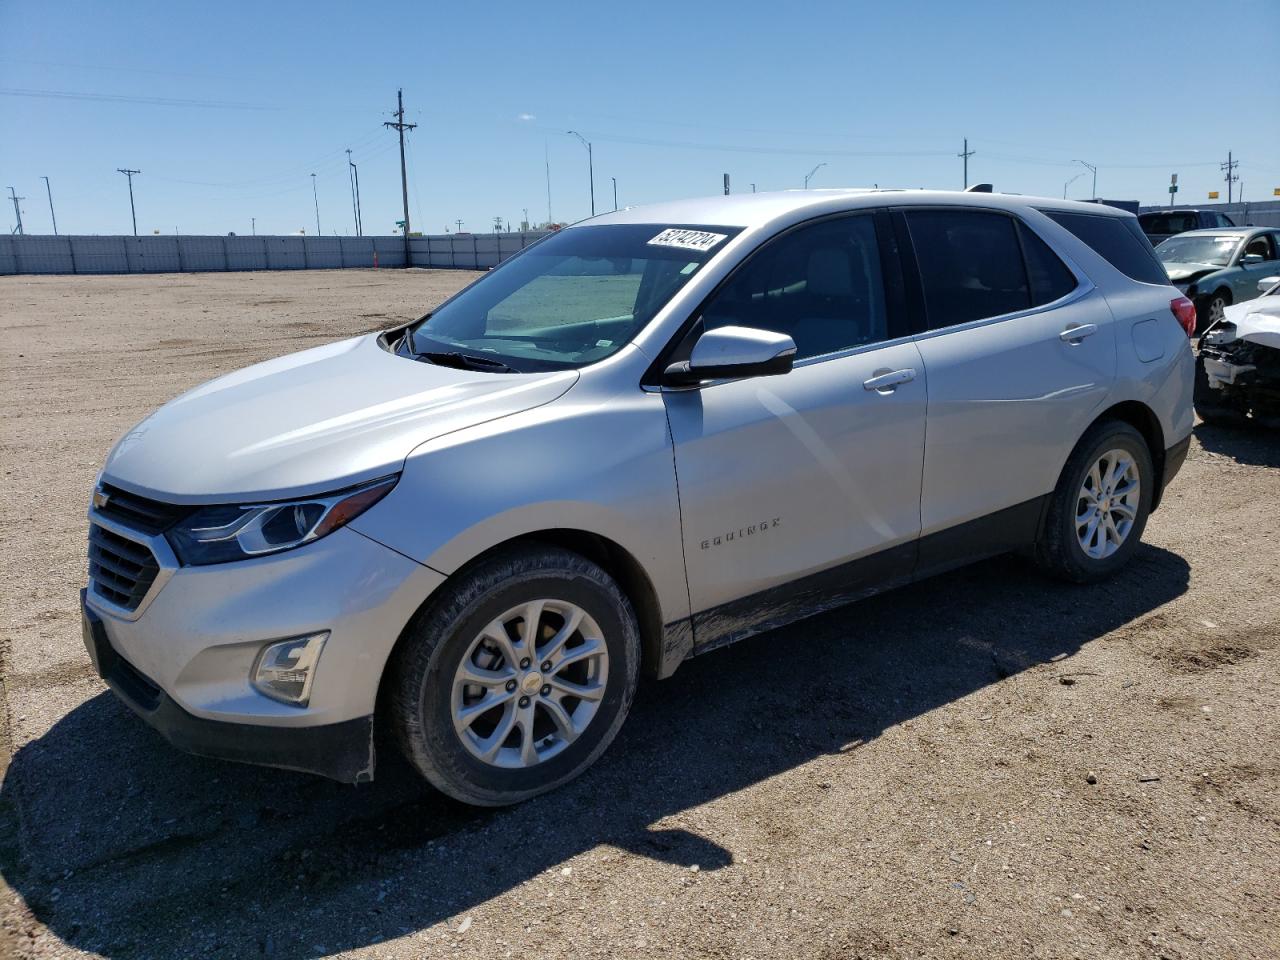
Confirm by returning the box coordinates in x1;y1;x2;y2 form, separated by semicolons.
388;544;640;806
1193;353;1249;426
1196;290;1231;335
1035;420;1154;584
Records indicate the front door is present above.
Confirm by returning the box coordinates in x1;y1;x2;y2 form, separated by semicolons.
662;213;927;647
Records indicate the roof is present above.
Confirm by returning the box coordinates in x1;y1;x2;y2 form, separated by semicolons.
577;189;1131;230
1162;226;1270;238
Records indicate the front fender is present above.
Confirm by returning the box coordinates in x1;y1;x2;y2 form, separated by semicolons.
349;383;690;629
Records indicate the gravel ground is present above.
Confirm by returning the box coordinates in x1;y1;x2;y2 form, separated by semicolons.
1;269;1277;960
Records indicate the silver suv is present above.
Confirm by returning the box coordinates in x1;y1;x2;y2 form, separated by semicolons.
82;190;1195;805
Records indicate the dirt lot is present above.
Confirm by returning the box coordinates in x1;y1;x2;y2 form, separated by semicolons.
1;269;1277;960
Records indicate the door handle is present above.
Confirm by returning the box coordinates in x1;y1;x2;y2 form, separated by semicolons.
863;368;916;392
1059;323;1098;343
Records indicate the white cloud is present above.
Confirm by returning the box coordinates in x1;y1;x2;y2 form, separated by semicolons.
517;112;536;122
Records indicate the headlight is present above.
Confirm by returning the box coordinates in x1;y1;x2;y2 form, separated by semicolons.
167;475;398;565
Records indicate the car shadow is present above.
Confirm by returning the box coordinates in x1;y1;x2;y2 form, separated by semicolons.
1193;420;1280;468
0;546;1190;958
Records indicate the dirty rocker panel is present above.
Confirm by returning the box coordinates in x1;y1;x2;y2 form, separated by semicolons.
668;496;1051;662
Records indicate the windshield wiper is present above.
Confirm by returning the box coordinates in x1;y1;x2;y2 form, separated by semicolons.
416;351;518;374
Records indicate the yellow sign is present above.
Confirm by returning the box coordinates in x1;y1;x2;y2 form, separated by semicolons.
1208;191;1219;199
1274;187;1280;196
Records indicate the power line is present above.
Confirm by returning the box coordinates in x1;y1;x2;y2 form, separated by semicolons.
0;87;275;110
116;169;139;236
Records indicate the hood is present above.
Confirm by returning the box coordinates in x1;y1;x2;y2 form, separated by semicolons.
1223;297;1280;350
1161;262;1219;284
102;334;579;503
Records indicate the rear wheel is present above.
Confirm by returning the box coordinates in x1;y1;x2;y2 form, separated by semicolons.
388;544;639;806
1035;421;1153;583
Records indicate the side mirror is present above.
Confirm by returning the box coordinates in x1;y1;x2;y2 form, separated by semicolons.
663;325;797;386
1259;276;1280;294
1241;253;1265;266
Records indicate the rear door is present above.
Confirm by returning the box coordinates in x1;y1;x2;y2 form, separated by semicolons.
662;212;926;639
897;207;1116;554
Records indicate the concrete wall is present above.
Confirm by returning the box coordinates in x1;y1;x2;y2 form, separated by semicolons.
0;231;551;276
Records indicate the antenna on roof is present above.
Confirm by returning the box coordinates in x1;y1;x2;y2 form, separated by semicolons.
965;183;993;193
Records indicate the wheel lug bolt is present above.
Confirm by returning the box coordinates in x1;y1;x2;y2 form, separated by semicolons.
518;696;530;708
505;679;517;692
519;658;531;670
540;684;551;697
540;661;552;673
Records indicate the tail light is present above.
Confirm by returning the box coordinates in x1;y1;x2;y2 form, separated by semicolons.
1170;297;1197;337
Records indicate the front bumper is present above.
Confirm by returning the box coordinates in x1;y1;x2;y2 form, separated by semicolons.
82;518;446;780
84;593;375;782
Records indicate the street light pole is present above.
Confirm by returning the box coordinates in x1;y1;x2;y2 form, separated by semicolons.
41;177;58;235
116;169;140;236
310;173;321;236
1074;160;1097;200
803;162;827;189
1063;172;1084;199
611;177;617;211
567;131;595;216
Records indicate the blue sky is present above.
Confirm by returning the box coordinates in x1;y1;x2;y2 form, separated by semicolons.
2;0;1278;236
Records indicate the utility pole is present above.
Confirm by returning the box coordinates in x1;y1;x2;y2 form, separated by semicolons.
1074;160;1097;200
1221;151;1239;204
723;173;730;196
345;149;358;235
455;219;463;233
41;177;58;234
385;88;417;262
251;217;256;235
611;177;618;210
544;140;553;225
7;187;24;234
958;138;975;189
750;183;757;193
310;173;321;236
116;169;140;236
567;131;594;216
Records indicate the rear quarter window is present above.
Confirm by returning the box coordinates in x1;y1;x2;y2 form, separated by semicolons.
1042;211;1169;286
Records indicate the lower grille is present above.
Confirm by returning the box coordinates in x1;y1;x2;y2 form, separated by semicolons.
89;525;160;611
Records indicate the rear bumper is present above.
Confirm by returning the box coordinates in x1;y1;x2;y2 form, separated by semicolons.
83;592;374;783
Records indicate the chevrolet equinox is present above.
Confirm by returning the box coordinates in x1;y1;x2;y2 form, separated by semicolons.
82;189;1195;805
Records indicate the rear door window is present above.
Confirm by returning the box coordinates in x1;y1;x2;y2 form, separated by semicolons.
904;209;1030;329
1042;211;1169;285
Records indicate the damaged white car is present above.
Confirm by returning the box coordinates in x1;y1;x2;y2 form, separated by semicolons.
1196;275;1280;427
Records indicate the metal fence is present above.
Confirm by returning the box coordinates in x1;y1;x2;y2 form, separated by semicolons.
0;231;552;276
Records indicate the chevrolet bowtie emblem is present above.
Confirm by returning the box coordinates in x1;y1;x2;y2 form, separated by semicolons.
92;489;110;511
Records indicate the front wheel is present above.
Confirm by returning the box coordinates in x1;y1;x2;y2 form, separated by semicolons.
388;544;640;806
1035;420;1153;583
1197;290;1231;334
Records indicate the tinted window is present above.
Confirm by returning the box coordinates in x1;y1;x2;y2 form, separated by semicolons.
1044;211;1169;285
905;210;1030;329
1018;222;1078;305
700;215;888;360
1138;212;1199;235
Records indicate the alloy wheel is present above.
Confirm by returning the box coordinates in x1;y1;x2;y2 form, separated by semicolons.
1075;448;1141;560
450;599;608;768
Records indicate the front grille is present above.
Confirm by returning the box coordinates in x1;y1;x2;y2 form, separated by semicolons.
96;483;194;535
88;525;160;610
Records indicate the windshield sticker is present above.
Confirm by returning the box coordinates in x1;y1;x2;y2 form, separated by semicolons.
647;228;728;252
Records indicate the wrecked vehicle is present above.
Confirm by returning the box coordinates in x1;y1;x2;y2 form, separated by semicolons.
1196;275;1280;427
1157;227;1280;332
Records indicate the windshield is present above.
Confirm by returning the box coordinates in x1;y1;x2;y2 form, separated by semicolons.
1155;234;1240;267
406;224;742;371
